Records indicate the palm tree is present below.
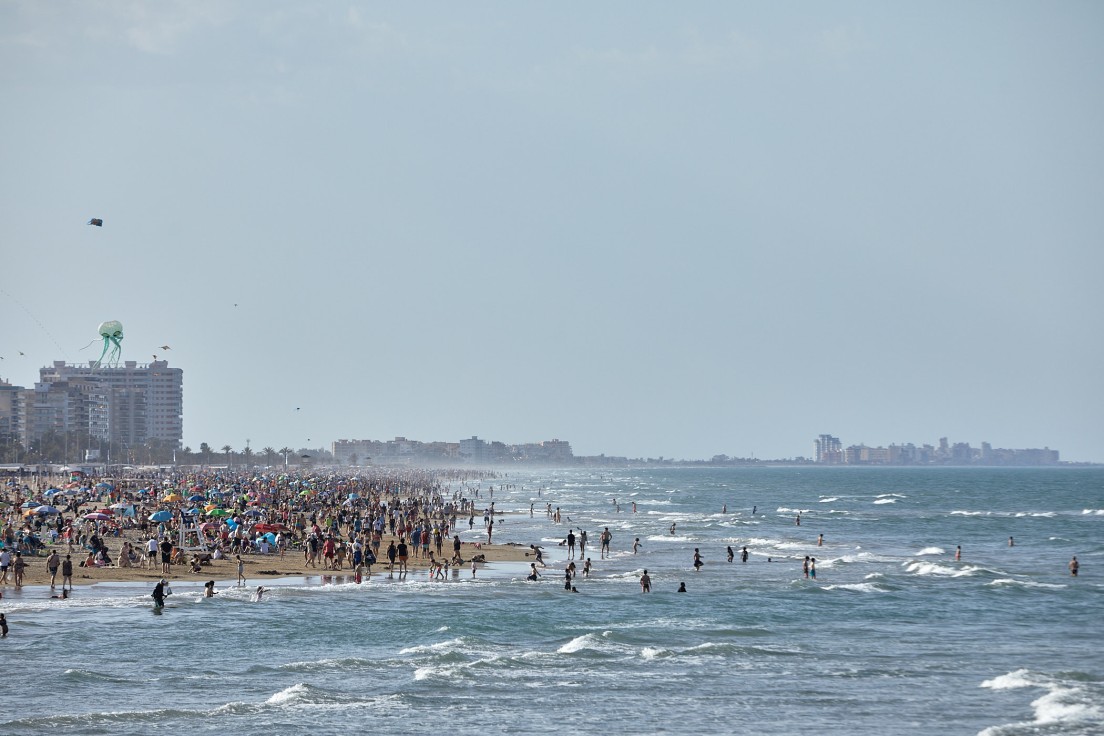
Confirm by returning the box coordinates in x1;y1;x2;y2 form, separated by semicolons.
200;442;212;466
279;447;293;467
262;447;277;466
221;445;233;468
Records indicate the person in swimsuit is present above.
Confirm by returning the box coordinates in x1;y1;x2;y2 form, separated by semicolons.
1069;556;1079;576
727;546;734;562
640;569;651;593
396;540;408;574
677;582;687;592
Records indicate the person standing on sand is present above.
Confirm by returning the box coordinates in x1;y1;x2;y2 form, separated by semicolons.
61;554;73;590
12;553;26;586
236;555;246;586
396;539;409;575
47;550;60;587
159;537;173;575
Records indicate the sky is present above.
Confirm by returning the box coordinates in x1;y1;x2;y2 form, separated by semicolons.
1;2;1102;462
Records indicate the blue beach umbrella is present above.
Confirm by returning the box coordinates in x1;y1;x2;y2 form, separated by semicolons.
149;510;173;522
21;501;41;509
35;505;61;515
188;494;205;502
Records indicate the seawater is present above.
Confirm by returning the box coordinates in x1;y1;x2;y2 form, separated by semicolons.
1;467;1101;735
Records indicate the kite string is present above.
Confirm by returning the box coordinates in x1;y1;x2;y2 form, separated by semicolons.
0;285;69;359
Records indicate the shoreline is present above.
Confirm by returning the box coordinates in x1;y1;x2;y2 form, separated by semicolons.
5;529;536;591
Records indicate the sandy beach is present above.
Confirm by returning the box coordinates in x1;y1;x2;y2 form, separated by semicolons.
2;469;542;592
8;528;532;590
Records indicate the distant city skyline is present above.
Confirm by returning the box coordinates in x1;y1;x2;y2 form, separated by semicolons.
0;358;1088;465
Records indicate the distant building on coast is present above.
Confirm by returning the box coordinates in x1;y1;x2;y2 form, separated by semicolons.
0;360;183;462
815;433;1059;466
332;435;574;466
815;434;843;464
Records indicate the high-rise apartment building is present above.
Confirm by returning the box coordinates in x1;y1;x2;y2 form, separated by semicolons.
815;434;843;464
32;359;183;448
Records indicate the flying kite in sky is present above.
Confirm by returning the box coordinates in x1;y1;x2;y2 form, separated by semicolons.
94;320;124;367
159;345;171;350
87;218;103;227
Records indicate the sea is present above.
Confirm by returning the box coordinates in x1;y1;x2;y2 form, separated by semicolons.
1;466;1101;735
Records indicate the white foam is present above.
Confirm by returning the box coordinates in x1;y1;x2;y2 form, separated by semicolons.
823;582;882;593
640;647;666;659
558;631;611;654
979;670;1104;734
818;497;838;503
1081;509;1104;515
873;498;896;505
950;510;985;516
399;637;466;656
981;668;1034;690
903;561;978;577
986;578;1066;590
266;683;309;705
915;547;946;556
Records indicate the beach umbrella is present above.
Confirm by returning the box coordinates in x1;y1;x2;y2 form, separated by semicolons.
199;522;219;532
21;501;41;509
207;508;232;517
83;512;112;521
35;505;61;515
243;509;263;517
149;510;174;522
43;488;61;497
254;523;287;533
347;492;360;500
110;502;130;509
162;493;183;503
95;482;114;491
183;507;201;515
188;494;205;502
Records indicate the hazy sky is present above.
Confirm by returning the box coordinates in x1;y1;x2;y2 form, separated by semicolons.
2;2;1102;461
